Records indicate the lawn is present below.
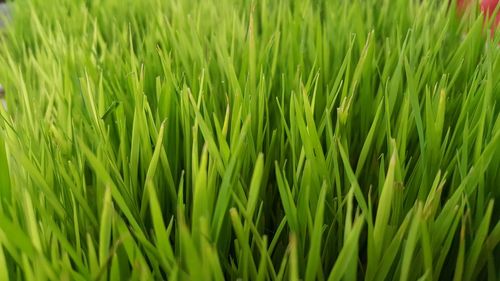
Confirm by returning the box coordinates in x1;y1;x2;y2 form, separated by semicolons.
0;0;499;280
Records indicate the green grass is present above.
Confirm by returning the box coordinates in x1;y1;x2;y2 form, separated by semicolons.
0;0;499;280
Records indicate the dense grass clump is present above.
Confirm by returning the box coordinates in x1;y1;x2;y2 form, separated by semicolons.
0;0;499;280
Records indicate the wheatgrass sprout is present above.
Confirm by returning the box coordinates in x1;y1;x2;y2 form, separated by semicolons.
0;0;499;280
